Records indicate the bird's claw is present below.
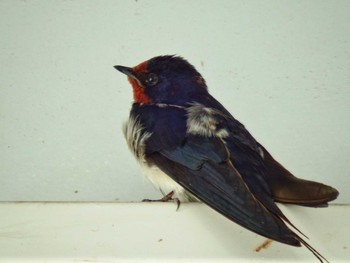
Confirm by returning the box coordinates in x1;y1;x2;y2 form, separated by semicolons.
142;190;181;211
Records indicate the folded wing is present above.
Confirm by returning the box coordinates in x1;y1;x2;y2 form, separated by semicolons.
148;134;300;246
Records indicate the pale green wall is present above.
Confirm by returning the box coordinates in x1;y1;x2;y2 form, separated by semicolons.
0;0;349;203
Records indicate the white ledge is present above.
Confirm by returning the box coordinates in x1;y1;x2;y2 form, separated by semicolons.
0;202;348;262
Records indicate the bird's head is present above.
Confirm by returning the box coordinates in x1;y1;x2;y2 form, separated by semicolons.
114;55;208;106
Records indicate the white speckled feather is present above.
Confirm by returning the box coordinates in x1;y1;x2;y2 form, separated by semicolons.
124;103;229;202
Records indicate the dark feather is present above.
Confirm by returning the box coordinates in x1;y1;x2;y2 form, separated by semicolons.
147;134;328;262
258;143;339;206
148;134;301;245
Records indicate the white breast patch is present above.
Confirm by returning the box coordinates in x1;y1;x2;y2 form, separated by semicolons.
186;103;229;139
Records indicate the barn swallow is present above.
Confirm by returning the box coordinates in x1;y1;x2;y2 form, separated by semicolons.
114;55;338;262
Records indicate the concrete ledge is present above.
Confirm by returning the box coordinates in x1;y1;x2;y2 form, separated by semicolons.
0;202;348;262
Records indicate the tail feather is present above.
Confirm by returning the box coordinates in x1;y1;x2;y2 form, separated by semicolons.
295;234;329;263
277;209;328;262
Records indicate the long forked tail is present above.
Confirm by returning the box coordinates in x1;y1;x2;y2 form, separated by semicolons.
294;233;329;263
281;216;329;262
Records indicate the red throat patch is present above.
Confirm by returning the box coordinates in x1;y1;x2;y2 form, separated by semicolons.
128;77;150;104
128;61;151;104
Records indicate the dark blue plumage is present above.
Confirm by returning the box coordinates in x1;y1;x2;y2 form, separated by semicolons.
114;55;338;262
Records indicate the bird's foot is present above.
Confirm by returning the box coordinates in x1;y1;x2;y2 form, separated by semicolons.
142;191;181;211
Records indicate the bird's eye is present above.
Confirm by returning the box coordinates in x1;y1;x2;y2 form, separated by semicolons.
145;73;159;86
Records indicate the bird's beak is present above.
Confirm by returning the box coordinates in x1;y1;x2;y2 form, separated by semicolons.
114;65;138;80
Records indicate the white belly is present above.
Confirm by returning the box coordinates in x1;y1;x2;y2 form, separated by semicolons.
123;116;196;202
141;164;198;202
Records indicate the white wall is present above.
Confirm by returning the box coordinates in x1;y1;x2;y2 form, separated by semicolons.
0;0;349;203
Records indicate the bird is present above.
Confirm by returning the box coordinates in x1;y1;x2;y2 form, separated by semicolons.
114;55;339;262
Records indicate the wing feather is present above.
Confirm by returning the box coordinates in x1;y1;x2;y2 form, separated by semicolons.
148;134;300;246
